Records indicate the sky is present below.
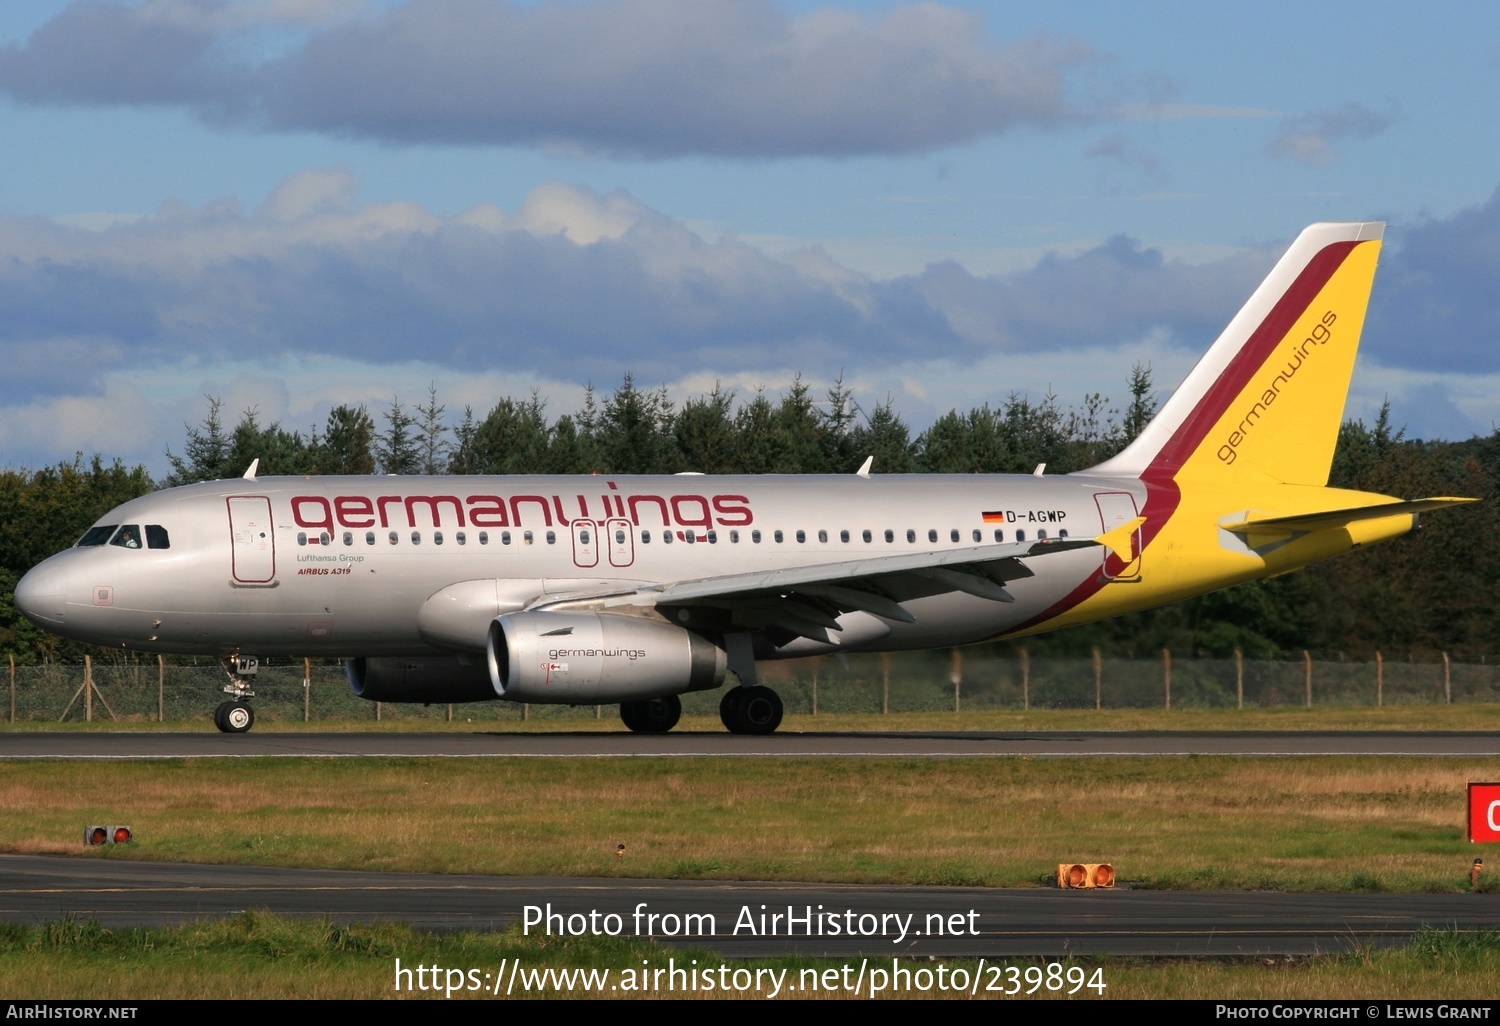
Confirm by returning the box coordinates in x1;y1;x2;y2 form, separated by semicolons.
0;0;1498;476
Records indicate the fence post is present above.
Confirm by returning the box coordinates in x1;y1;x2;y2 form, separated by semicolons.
1092;646;1102;711
303;657;311;722
1304;650;1312;709
1443;651;1451;704
1376;651;1383;707
1162;648;1171;710
1020;647;1030;711
880;652;890;715
811;657;820;717
85;655;92;723
8;654;13;724
950;649;962;713
157;655;165;722
1234;648;1243;710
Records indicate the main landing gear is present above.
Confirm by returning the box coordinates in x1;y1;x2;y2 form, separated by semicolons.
619;695;682;734
215;655;259;734
719;686;783;735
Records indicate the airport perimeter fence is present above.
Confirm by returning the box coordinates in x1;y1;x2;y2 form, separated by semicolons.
3;649;1498;724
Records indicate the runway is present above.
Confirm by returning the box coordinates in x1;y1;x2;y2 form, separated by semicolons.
3;729;1500;759
3;855;1497;957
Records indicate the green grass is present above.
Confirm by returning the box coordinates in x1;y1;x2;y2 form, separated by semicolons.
6;914;1500;1000
3;756;1495;892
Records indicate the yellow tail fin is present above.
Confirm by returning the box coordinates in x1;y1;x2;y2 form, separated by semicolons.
1093;222;1384;486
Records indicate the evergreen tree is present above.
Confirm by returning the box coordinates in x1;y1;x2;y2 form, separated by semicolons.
318;404;376;475
374;396;421;475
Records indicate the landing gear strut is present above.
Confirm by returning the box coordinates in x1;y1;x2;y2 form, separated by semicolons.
719;686;783;735
215;655;259;734
620;695;682;734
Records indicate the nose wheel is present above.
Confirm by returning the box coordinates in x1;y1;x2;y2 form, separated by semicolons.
213;701;255;733
215;654;259;733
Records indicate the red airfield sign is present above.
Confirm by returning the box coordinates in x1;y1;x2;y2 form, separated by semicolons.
1467;783;1500;842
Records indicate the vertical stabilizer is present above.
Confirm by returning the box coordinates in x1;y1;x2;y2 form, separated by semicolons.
1090;222;1384;486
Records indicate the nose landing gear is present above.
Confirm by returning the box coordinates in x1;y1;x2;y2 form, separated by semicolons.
215;655;259;734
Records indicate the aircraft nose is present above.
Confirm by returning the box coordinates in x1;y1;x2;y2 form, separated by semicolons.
14;560;68;627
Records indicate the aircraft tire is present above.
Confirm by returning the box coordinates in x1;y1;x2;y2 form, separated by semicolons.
221;702;255;734
212;701;230;732
619;695;681;734
719;686;783;735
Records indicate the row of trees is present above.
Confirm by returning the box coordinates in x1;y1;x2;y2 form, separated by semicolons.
164;370;1159;483
2;370;1496;665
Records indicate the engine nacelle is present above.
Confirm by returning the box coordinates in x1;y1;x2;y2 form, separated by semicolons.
488;610;726;703
346;656;498;703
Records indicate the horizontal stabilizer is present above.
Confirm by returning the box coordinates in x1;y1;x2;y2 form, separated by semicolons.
1221;497;1476;535
1095;516;1146;563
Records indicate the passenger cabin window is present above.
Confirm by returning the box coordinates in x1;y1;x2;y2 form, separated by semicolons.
928;529;938;543
972;529;982;543
343;531;353;546
906;529;916;543
773;530;784;543
950;529;960;543
145;525;170;549
110;525;143;549
818;530;828;543
751;530;762;543
78;526;116;547
862;529;872;543
434;531;444;545
795;530;806;543
884;529;894;543
365;532;376;545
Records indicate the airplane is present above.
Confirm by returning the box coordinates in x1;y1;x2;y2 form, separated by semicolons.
12;221;1473;735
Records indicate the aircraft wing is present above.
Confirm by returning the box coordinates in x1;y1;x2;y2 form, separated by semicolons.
556;534;1102;645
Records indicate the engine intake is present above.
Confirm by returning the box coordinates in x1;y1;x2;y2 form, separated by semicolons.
346;656;497;703
489;610;725;703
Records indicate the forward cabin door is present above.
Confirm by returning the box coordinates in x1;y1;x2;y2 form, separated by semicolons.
227;496;277;584
1094;491;1142;583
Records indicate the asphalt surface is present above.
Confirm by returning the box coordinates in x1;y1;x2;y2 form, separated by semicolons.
5;854;1499;957
5;729;1500;759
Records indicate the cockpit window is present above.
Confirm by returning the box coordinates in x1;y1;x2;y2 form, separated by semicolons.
145;525;170;550
109;525;143;549
77;526;116;547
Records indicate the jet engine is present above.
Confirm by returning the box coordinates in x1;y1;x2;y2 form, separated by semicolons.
346;656;498;703
488;610;726;703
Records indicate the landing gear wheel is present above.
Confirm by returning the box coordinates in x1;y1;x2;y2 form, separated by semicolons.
619;695;682;734
215;701;254;734
719;686;783;735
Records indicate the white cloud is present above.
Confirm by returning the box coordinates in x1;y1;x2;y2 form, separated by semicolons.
0;0;1097;158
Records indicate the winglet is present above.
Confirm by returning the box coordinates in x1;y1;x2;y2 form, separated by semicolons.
1095;516;1145;563
242;459;259;481
856;456;873;478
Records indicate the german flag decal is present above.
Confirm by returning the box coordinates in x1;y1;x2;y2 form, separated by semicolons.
982;511;1005;523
